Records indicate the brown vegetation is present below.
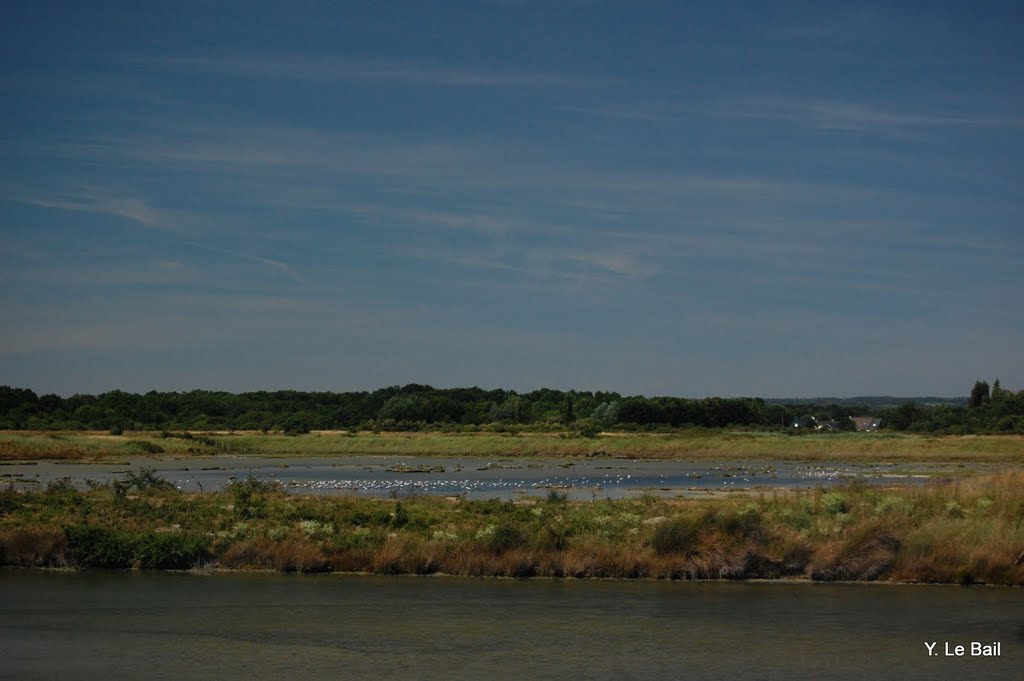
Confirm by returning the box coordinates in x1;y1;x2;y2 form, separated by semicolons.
1;472;1022;584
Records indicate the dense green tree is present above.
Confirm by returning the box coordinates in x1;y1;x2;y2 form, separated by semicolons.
377;394;462;424
969;380;991;409
881;402;922;430
592;401;620;428
561;394;575;425
1;380;1020;434
490;396;525;423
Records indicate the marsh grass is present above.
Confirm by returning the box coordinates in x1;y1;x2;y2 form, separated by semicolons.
2;429;1022;462
1;469;1022;583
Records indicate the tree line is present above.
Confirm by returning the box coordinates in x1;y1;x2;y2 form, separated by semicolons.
864;380;1023;434
0;381;1020;434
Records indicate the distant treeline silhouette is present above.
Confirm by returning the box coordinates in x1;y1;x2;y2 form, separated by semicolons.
0;381;1020;434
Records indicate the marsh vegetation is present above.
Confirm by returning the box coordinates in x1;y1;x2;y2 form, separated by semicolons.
2;429;1022;463
2;470;1021;584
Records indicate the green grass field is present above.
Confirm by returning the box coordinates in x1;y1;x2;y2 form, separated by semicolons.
2;429;1022;462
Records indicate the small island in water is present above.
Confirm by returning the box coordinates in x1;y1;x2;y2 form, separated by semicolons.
1;382;1022;584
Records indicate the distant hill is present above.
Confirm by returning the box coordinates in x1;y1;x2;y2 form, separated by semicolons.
765;396;966;409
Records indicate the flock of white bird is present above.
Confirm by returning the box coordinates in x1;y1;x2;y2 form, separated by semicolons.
168;464;881;497
283;473;643;497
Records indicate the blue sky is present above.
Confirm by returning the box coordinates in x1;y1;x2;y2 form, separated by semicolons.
2;1;1022;397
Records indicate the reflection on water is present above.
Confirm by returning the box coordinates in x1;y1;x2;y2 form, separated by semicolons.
0;455;963;500
0;571;1018;680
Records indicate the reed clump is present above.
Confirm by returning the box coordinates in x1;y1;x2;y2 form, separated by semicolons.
1;471;1022;584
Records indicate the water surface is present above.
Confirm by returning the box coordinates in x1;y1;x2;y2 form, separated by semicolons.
0;455;974;500
1;571;1019;680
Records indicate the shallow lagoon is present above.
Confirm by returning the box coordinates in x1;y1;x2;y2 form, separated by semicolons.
1;571;1019;680
0;454;979;500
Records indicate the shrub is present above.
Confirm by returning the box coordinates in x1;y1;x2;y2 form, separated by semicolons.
44;478;83;506
300;519;335;540
821;492;850;516
535;522;571;551
0;486;22;514
64;526;135;568
231;476;280;518
135;532;210;569
715;506;763;540
546;489;568;504
650;513;706;556
282;416;311;436
945;501;966;519
390;502;410;528
64;525;209;570
478;522;527;554
124;467;175;492
113;468;175;499
574;418;601;438
874;495;914;517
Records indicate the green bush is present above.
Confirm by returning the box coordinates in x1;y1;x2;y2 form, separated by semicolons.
231;476;280;518
574;418;602;438
945;500;966;519
65;526;135;568
135;532;210;569
821;492;850;515
64;526;209;569
124;467;175;492
874;495;914;517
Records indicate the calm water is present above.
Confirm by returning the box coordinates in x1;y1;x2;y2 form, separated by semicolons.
0;455;967;500
1;571;1019;680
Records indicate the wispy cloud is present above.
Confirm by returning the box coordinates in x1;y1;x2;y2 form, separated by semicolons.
7;107;1016;322
567;251;660;278
21;114;895;209
5;183;310;286
0;72;171;106
14;191;165;227
713;96;1024;132
554;103;678;123
183;241;309;286
143;53;605;89
35;122;481;183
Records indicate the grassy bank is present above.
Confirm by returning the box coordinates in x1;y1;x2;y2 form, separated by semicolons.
2;429;1023;462
2;471;1022;584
